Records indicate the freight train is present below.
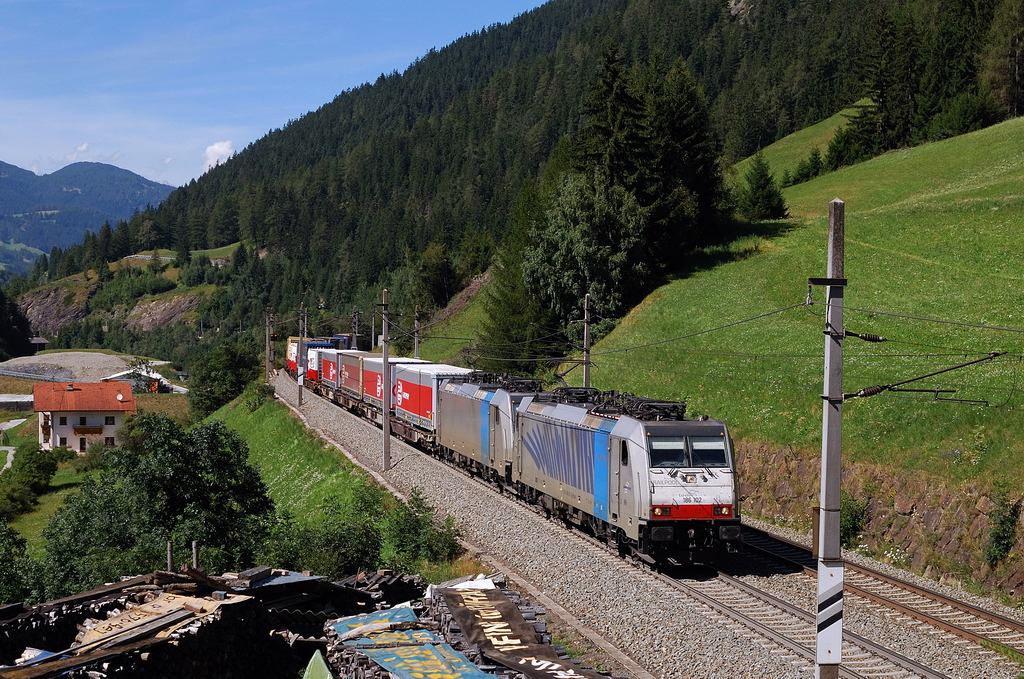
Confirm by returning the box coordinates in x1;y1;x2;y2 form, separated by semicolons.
284;337;742;565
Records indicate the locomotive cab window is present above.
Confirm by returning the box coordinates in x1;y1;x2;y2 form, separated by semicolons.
690;437;729;468
649;437;688;468
620;441;629;466
648;436;731;468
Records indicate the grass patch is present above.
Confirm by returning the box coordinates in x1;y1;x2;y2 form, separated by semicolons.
8;464;98;558
135;393;191;425
194;242;241;260
0;375;36;394
732;102;863;182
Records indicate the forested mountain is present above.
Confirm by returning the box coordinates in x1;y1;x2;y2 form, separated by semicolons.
0;161;173;256
17;0;1022;360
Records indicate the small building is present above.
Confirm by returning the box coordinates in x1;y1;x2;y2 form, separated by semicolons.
29;337;50;355
33;381;137;452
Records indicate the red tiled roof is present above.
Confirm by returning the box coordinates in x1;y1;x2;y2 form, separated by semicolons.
33;381;137;413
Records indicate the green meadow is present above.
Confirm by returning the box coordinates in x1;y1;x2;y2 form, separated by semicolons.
584;116;1024;484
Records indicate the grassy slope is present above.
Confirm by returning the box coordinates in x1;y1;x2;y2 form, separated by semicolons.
211;398;364;519
584;116;1024;485
416;281;490;365
733;103;861;181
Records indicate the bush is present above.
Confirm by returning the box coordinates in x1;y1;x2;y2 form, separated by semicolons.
379;488;461;571
187;341;261;418
72;440;108;474
839;490;869;549
985;482;1019;567
241;382;275;412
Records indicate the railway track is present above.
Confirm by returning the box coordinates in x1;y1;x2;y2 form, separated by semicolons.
742;525;1024;660
280;376;1004;677
386;432;954;676
655;569;949;679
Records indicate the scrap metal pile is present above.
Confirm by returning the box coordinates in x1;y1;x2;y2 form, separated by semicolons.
1;569;621;679
0;566;423;679
318;574;625;679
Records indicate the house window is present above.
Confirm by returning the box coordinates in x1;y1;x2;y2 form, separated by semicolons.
105;437;115;447
59;416;67;426
79;416;87;426
79;438;86;452
43;433;49;443
105;416;115;426
59;436;67;447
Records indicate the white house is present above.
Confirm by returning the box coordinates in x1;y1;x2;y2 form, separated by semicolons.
34;381;138;452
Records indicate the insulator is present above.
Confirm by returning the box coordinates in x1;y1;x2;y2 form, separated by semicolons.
856;385;887;398
846;331;886;342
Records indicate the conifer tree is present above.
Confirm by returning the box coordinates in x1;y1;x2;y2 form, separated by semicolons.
737;151;788;221
982;0;1024;118
477;180;559;374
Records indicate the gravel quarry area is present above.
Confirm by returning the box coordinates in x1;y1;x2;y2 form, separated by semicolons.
0;352;135;383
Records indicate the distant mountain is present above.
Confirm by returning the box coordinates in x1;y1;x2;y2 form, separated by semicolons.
0;161;174;254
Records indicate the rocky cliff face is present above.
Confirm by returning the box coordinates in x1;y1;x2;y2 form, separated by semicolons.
125;292;203;331
18;281;206;336
737;442;1024;598
17;279;93;335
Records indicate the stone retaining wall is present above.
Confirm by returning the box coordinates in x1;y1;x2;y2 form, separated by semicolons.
736;441;1024;597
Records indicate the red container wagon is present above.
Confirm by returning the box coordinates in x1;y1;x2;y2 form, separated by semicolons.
361;357;429;410
394;363;473;432
319;349;341;389
302;342;335;383
338;351;379;397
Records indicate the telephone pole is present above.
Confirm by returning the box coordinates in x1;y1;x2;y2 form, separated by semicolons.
583;293;592;388
264;309;274;382
380;289;391;471
297;303;306;407
815;199;846;679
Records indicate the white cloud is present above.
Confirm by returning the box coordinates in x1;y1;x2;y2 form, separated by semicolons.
162;156;173;165
203;140;233;172
65;142;90;161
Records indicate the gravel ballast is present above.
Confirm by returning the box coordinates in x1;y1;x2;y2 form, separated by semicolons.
273;374;1022;679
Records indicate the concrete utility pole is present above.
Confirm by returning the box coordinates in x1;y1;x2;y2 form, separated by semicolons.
352;306;360;351
265;309;274;382
815;198;846;678
414;306;421;359
381;289;391;471
297;303;306;407
583;293;592;388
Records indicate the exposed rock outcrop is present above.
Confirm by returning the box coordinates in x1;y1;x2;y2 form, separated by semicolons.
125;292;204;331
17;279;94;335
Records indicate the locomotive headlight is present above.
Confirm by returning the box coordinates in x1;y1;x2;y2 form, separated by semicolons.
652;506;673;517
713;505;732;517
684;474;696;483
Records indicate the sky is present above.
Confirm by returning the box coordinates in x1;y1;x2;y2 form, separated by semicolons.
1;0;546;188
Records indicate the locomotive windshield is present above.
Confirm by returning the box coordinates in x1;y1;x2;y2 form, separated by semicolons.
648;436;730;468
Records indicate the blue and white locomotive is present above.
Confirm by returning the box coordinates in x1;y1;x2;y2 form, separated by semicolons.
434;377;742;565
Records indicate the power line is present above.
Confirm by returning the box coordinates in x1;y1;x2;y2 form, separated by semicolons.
587;302;809;358
813;301;1024;335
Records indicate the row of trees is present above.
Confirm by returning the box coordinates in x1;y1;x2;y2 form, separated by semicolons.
0;411;461;604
